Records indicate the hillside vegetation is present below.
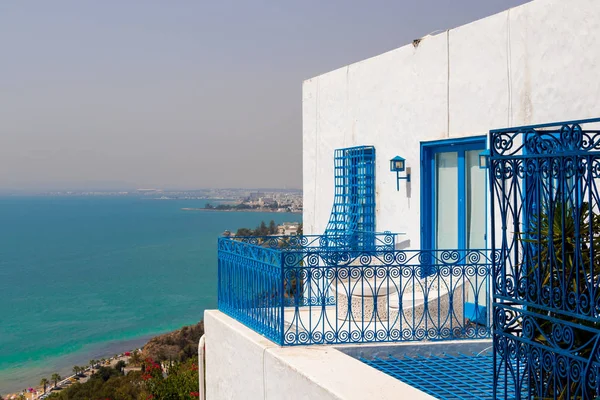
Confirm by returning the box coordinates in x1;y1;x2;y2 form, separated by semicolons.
47;321;204;400
143;321;204;362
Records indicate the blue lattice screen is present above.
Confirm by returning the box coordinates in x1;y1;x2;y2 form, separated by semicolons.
324;146;375;248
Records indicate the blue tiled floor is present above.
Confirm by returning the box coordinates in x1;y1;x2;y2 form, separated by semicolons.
361;351;517;400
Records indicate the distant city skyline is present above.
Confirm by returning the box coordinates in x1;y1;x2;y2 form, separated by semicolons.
0;0;530;190
0;186;303;195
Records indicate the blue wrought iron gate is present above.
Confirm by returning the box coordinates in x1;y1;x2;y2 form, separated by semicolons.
490;119;600;399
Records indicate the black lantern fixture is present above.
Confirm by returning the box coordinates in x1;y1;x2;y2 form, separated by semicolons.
390;156;410;191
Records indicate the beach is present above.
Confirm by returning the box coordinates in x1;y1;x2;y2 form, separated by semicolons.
2;350;138;399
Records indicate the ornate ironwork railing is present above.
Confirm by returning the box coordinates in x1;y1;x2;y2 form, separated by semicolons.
490;118;600;399
218;234;495;346
231;231;397;253
218;236;284;343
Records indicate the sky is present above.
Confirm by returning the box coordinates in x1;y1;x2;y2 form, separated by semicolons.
0;0;531;191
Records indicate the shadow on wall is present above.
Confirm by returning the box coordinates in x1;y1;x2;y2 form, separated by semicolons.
396;239;410;250
405;167;412;199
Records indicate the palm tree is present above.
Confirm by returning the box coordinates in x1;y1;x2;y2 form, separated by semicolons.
72;365;80;376
40;378;49;393
129;350;142;366
51;373;61;388
89;359;96;369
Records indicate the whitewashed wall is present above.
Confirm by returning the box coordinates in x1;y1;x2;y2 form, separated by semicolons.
204;310;435;400
303;0;600;248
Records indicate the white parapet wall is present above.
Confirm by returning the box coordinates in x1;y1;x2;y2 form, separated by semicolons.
204;310;435;400
302;0;600;245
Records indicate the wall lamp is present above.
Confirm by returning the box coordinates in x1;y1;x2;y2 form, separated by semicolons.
478;149;490;169
390;156;410;191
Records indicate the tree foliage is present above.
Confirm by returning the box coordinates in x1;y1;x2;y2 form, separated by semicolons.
47;369;143;400
129;350;142;366
40;377;49;394
51;373;61;388
143;357;200;399
235;220;289;237
43;321;204;399
46;358;200;400
115;360;126;372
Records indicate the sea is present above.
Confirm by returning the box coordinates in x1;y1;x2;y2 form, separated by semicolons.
0;196;301;393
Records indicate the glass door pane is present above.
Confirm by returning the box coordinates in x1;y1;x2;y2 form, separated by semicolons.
435;152;458;249
466;150;486;249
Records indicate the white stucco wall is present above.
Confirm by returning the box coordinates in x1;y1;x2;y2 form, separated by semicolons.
303;0;600;246
204;310;435;400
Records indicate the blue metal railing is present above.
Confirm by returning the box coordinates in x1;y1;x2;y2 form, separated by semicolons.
217;233;496;346
231;231;397;253
217;237;284;343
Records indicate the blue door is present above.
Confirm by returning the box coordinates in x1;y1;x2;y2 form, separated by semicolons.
421;137;487;251
421;137;488;324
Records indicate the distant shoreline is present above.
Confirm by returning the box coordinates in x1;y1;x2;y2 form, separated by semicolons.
181;208;302;214
0;336;150;398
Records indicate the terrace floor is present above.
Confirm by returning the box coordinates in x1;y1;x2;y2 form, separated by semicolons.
362;351;498;400
358;347;528;400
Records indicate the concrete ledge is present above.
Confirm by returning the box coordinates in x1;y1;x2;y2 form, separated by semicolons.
205;309;435;400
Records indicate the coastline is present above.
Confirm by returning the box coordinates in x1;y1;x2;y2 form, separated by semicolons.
2;320;204;399
1;319;205;398
1;198;295;397
181;207;302;214
0;335;153;397
2;350;140;400
2;351;140;400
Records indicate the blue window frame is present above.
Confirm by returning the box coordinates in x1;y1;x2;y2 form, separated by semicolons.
420;136;487;251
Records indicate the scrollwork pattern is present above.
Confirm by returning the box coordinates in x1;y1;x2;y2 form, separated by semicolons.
491;118;600;399
218;236;495;347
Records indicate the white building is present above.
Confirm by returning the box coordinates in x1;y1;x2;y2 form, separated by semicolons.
204;0;600;398
277;222;299;236
303;0;600;246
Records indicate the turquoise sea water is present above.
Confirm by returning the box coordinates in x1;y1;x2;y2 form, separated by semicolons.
0;196;300;393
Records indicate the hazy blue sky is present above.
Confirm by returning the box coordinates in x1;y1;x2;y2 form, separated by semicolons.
0;0;530;191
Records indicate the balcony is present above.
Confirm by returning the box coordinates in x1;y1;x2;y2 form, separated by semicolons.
217;232;495;347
